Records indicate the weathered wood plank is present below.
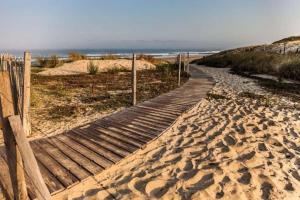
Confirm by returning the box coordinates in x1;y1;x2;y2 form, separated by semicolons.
46;137;102;175
8;116;51;200
35;140;90;181
30;142;79;188
22;52;31;136
56;135;114;168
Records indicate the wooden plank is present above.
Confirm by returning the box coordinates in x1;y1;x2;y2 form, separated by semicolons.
56;135;114;168
71;129;130;158
105;114;163;134
0;149;36;199
0;71;27;200
46;137;102;175
35;139;90;181
30;142;79;188
127;107;175;121
96;120;154;141
8;115;51;200
0;153;14;199
35;160;65;194
66;131;122;163
77;128;137;153
137;105;179;116
90;124;148;146
22;52;31;136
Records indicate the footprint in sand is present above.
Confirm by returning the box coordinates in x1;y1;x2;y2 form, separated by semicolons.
176;158;198;180
184;171;214;192
237;151;256;162
145;180;170;198
148;146;167;161
178;159;194;171
164;153;182;164
237;168;252;185
128;177;149;197
224;134;237;146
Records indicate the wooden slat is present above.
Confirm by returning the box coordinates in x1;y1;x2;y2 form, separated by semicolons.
31;142;79;188
56;135;114;168
71;129;130;158
65;131;122;163
8;116;51;200
46;137;102;175
35;140;90;181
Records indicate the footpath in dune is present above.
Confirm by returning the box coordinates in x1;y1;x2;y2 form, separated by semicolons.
55;66;300;200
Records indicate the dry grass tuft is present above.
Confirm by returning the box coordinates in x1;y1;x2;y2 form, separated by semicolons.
68;52;87;61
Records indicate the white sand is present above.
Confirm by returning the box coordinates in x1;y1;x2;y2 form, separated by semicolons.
39;59;156;76
54;66;300;200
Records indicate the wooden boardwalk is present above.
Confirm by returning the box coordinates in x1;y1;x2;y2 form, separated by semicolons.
0;66;214;199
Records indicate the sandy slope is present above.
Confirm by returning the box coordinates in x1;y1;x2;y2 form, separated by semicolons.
55;66;300;200
39;59;156;76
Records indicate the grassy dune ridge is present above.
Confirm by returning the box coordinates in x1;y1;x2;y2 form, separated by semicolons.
193;50;300;81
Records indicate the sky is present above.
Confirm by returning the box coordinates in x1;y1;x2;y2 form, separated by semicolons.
0;0;300;50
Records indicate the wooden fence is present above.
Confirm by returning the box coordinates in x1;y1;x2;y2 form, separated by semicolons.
0;52;51;200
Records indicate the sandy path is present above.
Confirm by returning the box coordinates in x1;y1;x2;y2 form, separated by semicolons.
55;66;300;200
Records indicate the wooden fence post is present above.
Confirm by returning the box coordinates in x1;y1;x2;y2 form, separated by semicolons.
132;54;137;106
22;52;31;136
178;54;182;86
187;52;190;73
0;71;28;200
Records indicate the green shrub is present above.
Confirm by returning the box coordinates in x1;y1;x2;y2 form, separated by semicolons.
87;61;99;75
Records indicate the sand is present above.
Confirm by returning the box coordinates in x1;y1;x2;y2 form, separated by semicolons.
39;59;156;76
54;66;300;200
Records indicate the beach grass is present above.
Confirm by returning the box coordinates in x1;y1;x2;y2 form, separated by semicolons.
193;51;300;81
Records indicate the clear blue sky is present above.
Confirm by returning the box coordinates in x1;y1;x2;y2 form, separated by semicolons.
1;0;300;50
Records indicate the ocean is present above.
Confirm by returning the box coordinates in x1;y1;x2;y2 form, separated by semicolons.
3;49;220;58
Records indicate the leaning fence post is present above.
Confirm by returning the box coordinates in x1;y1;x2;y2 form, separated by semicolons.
132;54;137;106
178;54;182;86
0;70;28;200
22;52;31;136
9;115;51;200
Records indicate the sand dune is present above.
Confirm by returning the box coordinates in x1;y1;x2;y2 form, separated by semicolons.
39;59;156;76
54;66;300;200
